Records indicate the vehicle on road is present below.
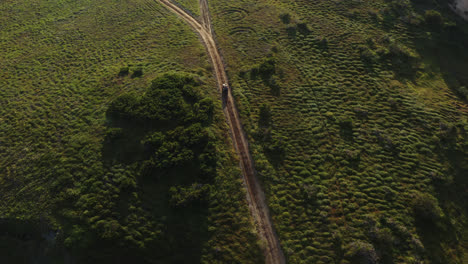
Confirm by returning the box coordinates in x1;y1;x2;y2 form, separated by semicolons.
222;83;229;97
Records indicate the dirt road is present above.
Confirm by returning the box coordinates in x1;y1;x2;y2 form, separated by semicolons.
155;0;285;263
198;0;211;33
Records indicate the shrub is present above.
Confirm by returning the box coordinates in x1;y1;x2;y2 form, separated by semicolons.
297;22;310;34
280;13;291;24
345;241;379;264
424;10;443;30
286;25;297;37
169;184;209;207
339;117;353;130
410;191;444;222
107;93;139;119
359;47;379;64
266;75;281;96
259;103;272;127
385;41;420;77
455;86;468;100
195;97;214;124
105;127;123;142
264;136;286;164
258;58;276;79
118;66;129;76
131;67;143;78
318;37;328;49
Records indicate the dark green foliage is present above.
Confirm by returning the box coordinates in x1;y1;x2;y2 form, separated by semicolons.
318;37;328;49
169;183;210;207
249;58;277;83
455;86;468;100
131;67;143;78
107;72;216;181
286;25;297;37
118;66;129;77
264;135;286;165
280;13;291;24
386;42;420;77
65;72;257;262
141;123;213;175
195;97;215;124
296;22;310;34
385;0;412;17
107;93;140;120
267;75;281;95
107;73;211;125
3;0;468;262
338;117;353;130
0;0;262;262
411;191;443;222
208;0;468;262
358;46;379;64
258;58;276;79
424;10;443;30
344;241;379;264
258;103;272;127
105;127;123;142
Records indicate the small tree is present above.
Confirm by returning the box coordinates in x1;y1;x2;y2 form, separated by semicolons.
258;58;276;79
258;103;272;127
424;10;443;30
131;67;143;78
411;191;443;222
456;86;468;100
279;13;291;24
118;66;129;76
345;241;379;264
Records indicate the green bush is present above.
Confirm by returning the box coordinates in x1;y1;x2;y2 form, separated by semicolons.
258;58;276;79
456;86;468;100
280;13;291;24
296;22;310;34
345;241;379;264
258;103;272;127
359;46;379;64
411;191;444;222
424;10;443;30
118;66;129;76
131;67;143;78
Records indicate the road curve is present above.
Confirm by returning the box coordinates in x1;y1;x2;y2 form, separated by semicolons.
155;0;285;263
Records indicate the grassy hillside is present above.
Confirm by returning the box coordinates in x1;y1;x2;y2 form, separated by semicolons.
2;0;468;263
208;0;468;263
0;0;261;263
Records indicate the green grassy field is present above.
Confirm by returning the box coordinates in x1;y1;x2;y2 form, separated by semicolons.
0;0;261;263
208;0;468;263
175;0;200;17
1;0;468;263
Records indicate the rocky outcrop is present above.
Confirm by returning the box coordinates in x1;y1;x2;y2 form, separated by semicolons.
449;0;468;20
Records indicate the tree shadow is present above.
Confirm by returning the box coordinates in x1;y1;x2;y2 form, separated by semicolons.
412;14;468;103
414;216;460;264
0;219;67;264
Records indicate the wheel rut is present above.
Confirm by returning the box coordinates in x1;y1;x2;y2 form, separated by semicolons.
156;0;285;263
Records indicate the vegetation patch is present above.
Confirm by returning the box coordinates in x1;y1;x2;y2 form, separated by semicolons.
0;0;262;261
208;0;468;262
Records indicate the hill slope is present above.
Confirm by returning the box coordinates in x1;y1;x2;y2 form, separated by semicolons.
0;0;261;263
207;0;468;262
1;0;468;263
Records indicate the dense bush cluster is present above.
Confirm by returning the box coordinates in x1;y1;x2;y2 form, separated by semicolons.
60;72;261;262
108;73;213;124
